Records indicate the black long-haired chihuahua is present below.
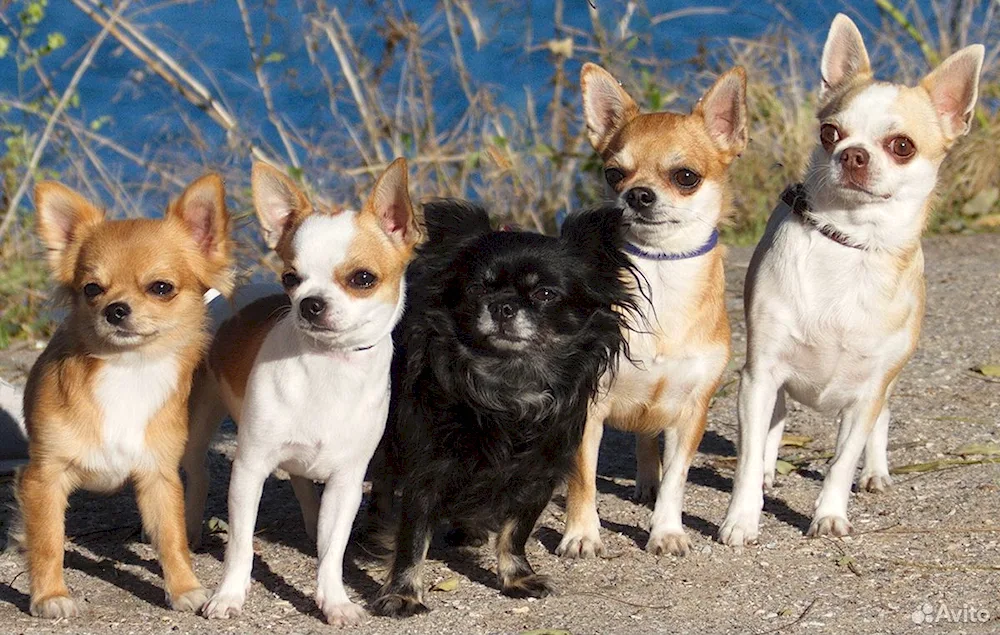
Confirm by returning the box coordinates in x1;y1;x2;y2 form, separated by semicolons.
371;200;638;617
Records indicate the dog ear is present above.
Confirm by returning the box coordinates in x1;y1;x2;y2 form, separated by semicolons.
820;14;871;98
694;66;748;159
921;45;984;142
168;172;234;295
421;199;491;245
363;157;421;246
251;162;312;249
580;62;640;153
33;182;105;284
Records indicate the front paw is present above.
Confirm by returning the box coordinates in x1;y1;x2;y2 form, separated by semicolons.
555;527;605;559
807;515;852;538
858;472;893;493
646;530;691;556
202;590;246;619
169;586;210;612
501;573;556;599
319;600;367;626
371;592;429;618
633;479;659;505
30;594;79;619
718;512;760;547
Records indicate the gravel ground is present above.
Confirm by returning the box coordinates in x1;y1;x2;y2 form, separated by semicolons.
0;234;998;635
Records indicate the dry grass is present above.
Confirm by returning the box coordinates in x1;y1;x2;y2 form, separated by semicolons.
0;0;998;344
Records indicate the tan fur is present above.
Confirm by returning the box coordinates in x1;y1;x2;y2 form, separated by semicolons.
20;174;231;617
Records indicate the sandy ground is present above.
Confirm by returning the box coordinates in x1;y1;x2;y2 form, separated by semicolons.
0;234;998;635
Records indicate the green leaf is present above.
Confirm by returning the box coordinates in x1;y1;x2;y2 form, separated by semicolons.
89;115;112;131
263;52;286;64
951;443;1000;457
972;364;1000;377
46;32;66;51
774;459;796;475
430;577;460;592
0;36;10;59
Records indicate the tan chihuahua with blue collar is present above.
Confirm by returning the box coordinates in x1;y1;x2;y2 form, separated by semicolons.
558;63;747;557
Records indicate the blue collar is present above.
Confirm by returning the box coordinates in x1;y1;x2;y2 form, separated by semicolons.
623;229;719;261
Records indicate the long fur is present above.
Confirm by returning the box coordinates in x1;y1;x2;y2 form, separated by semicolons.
370;199;637;616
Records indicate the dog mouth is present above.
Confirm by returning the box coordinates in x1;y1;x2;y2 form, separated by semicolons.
840;181;891;200
108;327;158;341
486;334;532;351
631;215;681;226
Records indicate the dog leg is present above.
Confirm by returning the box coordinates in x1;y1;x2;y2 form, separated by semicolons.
290;476;320;543
634;433;661;504
314;469;366;626
808;397;883;537
134;468;208;612
762;391;787;490
719;369;779;546
181;375;227;550
859;402;892;493
372;488;435;618
646;409;705;557
556;402;608;558
202;454;269;619
21;464;78;619
498;498;556;598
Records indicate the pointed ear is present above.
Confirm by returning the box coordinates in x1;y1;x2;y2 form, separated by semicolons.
33;181;105;282
921;45;984;141
694;66;748;157
168;173;233;293
363;157;420;246
422;199;491;246
580;62;640;152
251;162;312;249
560;205;626;258
820;14;871;98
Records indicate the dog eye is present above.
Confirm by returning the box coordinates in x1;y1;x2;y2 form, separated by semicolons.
466;283;486;298
349;270;378;289
148;281;174;296
672;168;702;190
282;272;302;288
605;167;625;188
820;123;841;150
83;283;104;298
886;135;917;162
531;288;559;303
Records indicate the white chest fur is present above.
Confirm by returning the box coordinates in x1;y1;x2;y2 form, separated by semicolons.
81;353;180;488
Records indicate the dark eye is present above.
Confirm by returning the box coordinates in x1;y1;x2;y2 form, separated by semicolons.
83;283;104;298
605;167;625;188
148;281;174;296
672;168;702;190
349;270;378;289
531;288;559;303
886;135;916;162
467;283;486;298
282;272;301;288
820;123;841;151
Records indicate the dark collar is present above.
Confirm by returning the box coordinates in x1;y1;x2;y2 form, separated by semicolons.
623;229;719;261
781;184;865;250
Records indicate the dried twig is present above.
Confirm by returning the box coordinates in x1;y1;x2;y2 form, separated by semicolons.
0;0;132;245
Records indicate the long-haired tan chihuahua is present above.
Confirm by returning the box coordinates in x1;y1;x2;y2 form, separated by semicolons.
720;15;983;545
18;175;233;618
558;63;747;557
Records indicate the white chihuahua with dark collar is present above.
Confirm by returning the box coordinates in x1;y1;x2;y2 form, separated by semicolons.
720;14;983;545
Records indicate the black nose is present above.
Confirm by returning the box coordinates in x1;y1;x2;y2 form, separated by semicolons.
299;296;327;321
840;146;870;169
104;302;131;326
625;186;656;211
490;302;517;322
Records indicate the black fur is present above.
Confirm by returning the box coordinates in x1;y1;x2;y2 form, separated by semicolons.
370;199;637;617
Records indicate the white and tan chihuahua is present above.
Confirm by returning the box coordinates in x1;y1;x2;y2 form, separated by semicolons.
558;63;747;557
720;14;983;545
182;159;420;624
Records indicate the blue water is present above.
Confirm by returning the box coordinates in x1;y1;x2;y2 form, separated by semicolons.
0;0;948;198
